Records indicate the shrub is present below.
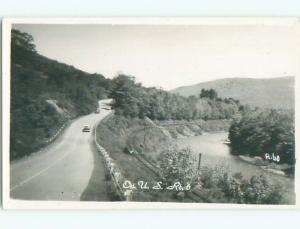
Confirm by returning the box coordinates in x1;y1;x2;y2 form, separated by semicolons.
158;146;198;187
198;166;284;204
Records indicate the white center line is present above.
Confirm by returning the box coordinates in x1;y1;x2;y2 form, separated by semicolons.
10;131;80;192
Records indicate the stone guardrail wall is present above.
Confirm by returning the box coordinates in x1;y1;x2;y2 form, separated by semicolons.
45;122;68;144
94;116;132;201
33;121;69;156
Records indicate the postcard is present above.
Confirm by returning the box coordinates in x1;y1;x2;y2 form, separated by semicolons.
2;17;299;209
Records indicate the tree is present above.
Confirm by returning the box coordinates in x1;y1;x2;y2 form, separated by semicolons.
109;76;240;121
12;29;36;53
229;109;295;168
200;89;218;100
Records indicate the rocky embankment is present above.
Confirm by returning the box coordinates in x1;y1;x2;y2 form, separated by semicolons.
155;119;231;139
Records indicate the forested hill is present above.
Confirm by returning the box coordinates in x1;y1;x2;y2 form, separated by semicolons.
10;29;112;159
109;75;242;120
171;77;294;109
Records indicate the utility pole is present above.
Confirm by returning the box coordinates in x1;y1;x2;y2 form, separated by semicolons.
198;153;202;170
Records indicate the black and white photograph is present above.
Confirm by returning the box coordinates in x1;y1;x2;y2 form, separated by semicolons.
2;18;299;209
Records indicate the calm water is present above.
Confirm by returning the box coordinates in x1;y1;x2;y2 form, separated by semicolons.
176;132;295;203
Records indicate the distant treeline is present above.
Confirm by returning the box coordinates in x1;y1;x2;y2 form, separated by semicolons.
110;75;242;120
10;29;112;159
229;109;295;166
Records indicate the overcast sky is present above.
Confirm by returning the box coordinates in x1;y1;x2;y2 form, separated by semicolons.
13;23;299;90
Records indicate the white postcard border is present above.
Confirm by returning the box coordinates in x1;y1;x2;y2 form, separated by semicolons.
2;17;300;209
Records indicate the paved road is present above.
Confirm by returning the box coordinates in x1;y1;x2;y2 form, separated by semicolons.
10;100;112;200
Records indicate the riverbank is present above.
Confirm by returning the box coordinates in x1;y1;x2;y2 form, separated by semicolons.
177;132;295;204
97;115;232;161
96;115;295;204
238;155;293;177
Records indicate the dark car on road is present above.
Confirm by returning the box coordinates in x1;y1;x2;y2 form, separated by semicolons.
82;125;91;132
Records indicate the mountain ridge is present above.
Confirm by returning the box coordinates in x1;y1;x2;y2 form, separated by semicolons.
171;76;294;109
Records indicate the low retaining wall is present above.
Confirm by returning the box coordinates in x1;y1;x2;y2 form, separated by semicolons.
94;117;132;201
32;121;70;156
45;122;68;144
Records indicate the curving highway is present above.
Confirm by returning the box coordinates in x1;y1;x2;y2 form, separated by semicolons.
10;100;112;201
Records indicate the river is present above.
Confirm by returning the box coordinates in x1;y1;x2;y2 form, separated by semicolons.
176;131;295;204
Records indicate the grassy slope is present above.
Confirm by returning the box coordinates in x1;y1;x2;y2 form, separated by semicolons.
80;137;120;201
96;114;234;202
96;115;172;201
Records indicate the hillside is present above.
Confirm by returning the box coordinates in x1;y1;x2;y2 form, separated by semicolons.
171;77;294;109
10;29;112;159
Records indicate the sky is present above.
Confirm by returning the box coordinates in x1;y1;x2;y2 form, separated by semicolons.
13;23;299;90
